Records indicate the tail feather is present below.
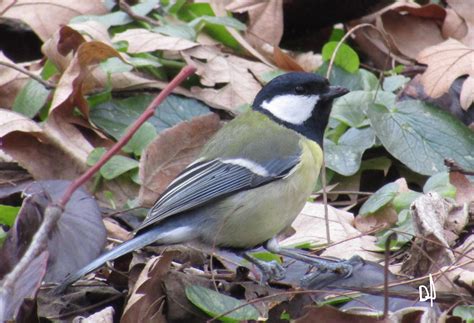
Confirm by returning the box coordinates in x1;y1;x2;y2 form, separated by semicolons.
53;226;165;294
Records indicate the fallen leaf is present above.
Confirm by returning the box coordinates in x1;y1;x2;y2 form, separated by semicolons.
0;251;48;322
442;8;468;41
0;0;108;41
282;202;381;262
446;0;474;47
182;45;272;111
74;306;115;323
226;0;283;48
138;113;221;206
0;181;106;283
380;7;445;59
209;0;275;66
50;41;123;116
449;172;474;205
402;192;457;277
113;29;198;53
121;253;175;323
273;47;304;71
417;39;474;110
0;110;90;180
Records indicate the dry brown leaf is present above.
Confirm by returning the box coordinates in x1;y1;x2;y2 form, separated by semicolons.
350;3;446;67
273;47;304;72
103;218;133;242
0;110;91;180
379;6;445;60
113;29;198;53
402;192;457;277
281;203;381;262
138;113;222;207
226;0;283;48
182;45;272;111
0;109;42;136
0;0;107;41
442;8;468;41
121;253;174;323
50;41;123;116
446;0;474;47
450;172;474;205
417;39;474;110
0;53;30;108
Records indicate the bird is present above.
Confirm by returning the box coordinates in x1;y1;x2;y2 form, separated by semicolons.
56;72;350;292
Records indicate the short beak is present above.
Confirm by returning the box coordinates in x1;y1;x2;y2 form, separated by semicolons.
323;85;349;100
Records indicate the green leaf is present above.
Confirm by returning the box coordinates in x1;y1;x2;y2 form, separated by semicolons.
383;75;409;92
185;285;259;322
325;127;376;176
376;209;414;250
123;122;157;156
0;205;20;227
329;28;344;42
100;155;139;180
360;182;399;216
322;41;360;73
87;147;139;180
249;251;282;264
41;59;59;80
367;100;474;176
453;305;474;322
178;3;240;50
87;147;106;166
423;172;456;198
71;0;160;27
90;94;211;140
13;80;50;118
392;190;422;213
318;64;377;91
100;57;133;74
331;91;372;128
189;16;246;31
153;24;196;40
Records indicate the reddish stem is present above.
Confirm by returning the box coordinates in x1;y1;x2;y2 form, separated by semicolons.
58;65;197;208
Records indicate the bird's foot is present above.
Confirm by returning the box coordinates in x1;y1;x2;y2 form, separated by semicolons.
257;260;286;284
300;256;361;286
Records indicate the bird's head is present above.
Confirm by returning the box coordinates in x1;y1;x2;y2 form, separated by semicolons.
253;72;348;145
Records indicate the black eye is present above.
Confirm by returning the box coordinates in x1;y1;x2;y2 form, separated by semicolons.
295;85;306;94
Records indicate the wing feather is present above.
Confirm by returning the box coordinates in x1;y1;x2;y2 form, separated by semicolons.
137;155;300;231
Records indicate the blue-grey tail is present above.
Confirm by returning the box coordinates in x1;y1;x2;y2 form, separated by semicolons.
53;225;187;294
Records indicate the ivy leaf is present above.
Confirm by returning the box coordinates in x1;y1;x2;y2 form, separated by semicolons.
367;100;474;175
325;127;376;176
13;80;50;118
360;182;399;216
322;41;360;73
185;285;259;322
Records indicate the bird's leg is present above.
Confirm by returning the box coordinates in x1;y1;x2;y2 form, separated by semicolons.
242;252;285;284
264;237;353;280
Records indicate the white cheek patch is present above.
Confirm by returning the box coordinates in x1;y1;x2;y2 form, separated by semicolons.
222;158;269;177
261;94;319;125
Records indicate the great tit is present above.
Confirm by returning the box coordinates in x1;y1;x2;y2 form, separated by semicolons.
56;72;349;291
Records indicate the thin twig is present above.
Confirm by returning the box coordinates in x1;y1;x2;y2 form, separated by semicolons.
321;161;331;244
0;60;56;89
383;232;397;319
